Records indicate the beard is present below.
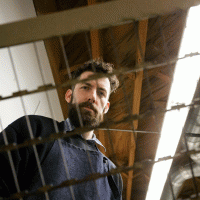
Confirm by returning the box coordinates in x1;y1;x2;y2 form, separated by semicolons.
68;101;104;128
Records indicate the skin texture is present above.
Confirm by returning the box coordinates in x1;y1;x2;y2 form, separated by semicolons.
65;71;110;139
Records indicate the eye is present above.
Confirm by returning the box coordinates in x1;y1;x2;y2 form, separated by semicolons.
81;86;90;90
98;90;106;97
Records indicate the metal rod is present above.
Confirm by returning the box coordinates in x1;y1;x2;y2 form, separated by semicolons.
184;134;199;198
98;128;159;134
59;36;101;199
8;47;50;200
1;52;200;102
33;42;76;200
0;119;23;200
83;31;109;199
169;174;176;200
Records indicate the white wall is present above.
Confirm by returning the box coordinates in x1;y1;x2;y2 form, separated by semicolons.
0;0;64;129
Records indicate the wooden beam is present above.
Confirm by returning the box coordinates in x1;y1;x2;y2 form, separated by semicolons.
90;29;102;58
134;20;148;127
88;0;102;59
126;20;148;200
1;0;199;48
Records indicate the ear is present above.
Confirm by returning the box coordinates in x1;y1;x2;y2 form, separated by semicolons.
103;101;110;114
65;89;72;103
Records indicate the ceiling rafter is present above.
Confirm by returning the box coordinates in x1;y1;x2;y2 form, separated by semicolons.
126;20;148;200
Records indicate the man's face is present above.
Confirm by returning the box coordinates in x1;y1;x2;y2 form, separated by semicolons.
65;71;110;128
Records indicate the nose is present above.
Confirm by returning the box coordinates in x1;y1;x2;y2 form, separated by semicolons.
88;89;96;103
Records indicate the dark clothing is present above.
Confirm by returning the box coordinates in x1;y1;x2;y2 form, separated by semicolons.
0;115;122;199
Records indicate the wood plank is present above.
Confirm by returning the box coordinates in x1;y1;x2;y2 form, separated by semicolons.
126;20;148;200
1;0;199;48
88;0;102;59
90;30;102;58
156;71;171;82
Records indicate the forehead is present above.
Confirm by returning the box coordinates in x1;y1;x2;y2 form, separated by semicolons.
78;71;110;92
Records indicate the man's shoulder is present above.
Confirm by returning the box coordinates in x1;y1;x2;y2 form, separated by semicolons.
11;115;64;125
7;115;65;139
14;114;58;122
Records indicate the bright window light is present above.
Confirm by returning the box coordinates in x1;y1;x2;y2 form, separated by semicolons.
146;5;200;200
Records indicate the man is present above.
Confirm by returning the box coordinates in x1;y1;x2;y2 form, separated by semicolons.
0;60;122;199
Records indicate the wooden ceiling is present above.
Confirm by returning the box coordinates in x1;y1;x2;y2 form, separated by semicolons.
33;0;188;199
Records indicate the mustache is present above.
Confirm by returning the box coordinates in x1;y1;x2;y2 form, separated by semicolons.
78;101;98;113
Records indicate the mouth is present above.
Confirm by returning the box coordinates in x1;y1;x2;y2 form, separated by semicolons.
83;106;94;112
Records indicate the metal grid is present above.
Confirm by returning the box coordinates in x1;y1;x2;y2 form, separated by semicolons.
0;1;200;199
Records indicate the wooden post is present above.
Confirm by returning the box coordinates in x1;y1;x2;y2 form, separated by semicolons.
126;19;148;200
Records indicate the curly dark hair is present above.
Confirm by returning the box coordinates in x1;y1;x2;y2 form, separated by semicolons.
71;59;119;94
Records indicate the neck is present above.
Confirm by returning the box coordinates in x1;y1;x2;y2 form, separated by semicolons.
82;130;94;140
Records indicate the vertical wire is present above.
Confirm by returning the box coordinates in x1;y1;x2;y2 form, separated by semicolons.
8;47;49;200
168;174;176;200
84;30;119;195
84;31;118;165
33;101;40;115
59;37;84;128
0;119;23;200
84;31;108;125
33;42;76;200
84;31;119;165
84;32;119;166
59;36;101;199
158;18;170;60
83;32;102;198
184;135;199;198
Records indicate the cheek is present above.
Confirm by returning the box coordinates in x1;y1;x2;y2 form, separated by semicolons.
98;100;107;111
72;91;85;104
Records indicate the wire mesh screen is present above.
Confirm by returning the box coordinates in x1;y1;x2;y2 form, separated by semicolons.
1;1;200;200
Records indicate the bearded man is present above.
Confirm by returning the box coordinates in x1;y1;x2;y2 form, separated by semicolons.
0;60;123;200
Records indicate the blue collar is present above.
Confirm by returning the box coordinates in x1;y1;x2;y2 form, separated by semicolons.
65;118;106;151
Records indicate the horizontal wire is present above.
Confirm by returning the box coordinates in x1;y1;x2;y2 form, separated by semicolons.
0;100;200;153
0;49;199;198
0;101;200;154
0;52;200;101
0;112;145;153
6;146;200;200
97;128;159;134
0;91;199;199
